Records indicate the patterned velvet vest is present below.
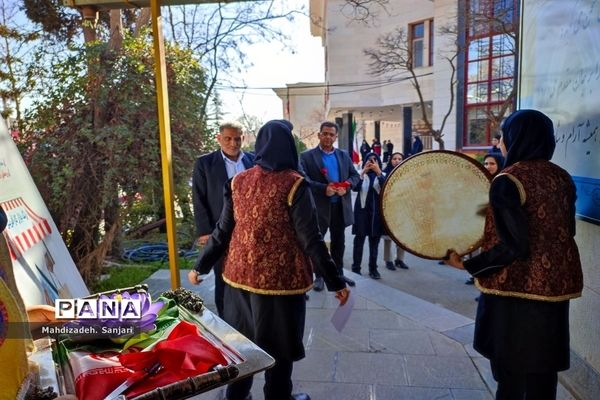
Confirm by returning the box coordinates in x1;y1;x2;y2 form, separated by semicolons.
476;160;583;301
222;166;313;295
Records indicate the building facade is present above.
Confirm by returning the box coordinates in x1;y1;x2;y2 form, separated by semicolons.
308;0;462;155
273;82;326;148
291;1;599;396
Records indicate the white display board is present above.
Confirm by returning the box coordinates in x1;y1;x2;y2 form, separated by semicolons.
0;118;88;306
519;0;600;223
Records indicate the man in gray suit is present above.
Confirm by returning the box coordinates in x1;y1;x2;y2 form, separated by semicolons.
192;121;254;316
300;121;360;290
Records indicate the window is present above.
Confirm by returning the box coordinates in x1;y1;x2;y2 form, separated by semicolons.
429;20;434;67
410;19;434;68
463;0;517;148
411;22;425;68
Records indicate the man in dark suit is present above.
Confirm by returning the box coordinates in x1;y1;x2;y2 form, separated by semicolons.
300;121;361;290
192;121;254;316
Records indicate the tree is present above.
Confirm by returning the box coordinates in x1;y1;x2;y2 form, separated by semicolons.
364;27;456;149
163;2;301;123
23;25;207;283
0;1;41;133
15;1;305;283
236;112;262;145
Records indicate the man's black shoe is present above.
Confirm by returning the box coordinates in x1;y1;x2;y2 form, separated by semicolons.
313;277;324;292
291;393;311;400
342;275;355;286
396;260;410;269
369;270;381;279
385;261;396;271
351;267;362;275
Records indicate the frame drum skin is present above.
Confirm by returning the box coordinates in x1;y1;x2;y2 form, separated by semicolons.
380;151;491;259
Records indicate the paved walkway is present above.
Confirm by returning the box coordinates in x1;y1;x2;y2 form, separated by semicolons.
143;267;575;400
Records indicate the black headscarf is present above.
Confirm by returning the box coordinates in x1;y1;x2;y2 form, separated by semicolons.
501;109;555;167
0;207;6;233
362;152;383;178
411;136;423;155
383;152;404;174
254;119;298;172
483;153;505;177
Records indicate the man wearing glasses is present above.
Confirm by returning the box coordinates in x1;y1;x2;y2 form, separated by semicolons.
300;121;360;290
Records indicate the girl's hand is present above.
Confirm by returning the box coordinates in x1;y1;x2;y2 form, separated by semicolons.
442;249;465;270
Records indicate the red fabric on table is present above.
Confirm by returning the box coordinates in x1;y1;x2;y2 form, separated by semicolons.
73;321;228;400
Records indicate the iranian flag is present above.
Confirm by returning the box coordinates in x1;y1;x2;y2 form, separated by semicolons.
351;119;360;164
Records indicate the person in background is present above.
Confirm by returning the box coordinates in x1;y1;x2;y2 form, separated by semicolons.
300;122;360;291
351;153;385;280
489;134;502;154
482;153;504;176
410;133;423;155
382;140;389;163
465;152;505;285
191;122;254;317
443;109;583;400
359;139;371;162
189;120;349;400
371;138;382;156
386;140;394;163
381;152;410;271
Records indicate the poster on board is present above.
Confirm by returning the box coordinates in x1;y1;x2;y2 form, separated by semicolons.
0;118;89;306
518;0;600;224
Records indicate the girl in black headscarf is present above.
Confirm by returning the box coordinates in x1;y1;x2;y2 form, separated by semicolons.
381;153;410;271
359;139;371;162
410;134;423;155
351;152;386;279
465;152;506;285
190;120;349;400
444;110;583;400
482;153;505;177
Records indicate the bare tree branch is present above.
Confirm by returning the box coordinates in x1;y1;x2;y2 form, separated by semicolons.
163;2;301;124
340;0;391;25
364;27;454;149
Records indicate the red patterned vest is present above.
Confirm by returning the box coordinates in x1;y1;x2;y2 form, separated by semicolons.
476;160;583;301
222;166;313;295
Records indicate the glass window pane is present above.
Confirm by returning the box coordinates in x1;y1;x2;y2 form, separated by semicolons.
468;38;489;61
492;33;514;56
467;107;488;146
469;0;489;37
493;0;514;26
413;39;424;67
467;83;488;104
491;79;514;102
468;60;489;82
491;55;514;79
413;23;424;38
